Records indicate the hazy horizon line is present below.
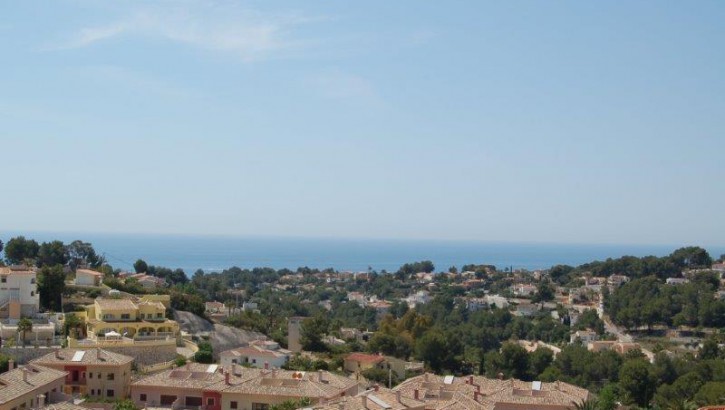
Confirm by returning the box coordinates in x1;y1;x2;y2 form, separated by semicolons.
2;227;723;250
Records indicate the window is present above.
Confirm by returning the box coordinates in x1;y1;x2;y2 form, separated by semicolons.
88;372;93;378
30;291;34;297
1;278;5;283
121;314;130;320
252;359;257;364
156;313;163;318
107;373;115;381
252;403;269;410
207;398;215;406
90;389;94;395
230;401;238;409
140;394;147;402
106;390;114;397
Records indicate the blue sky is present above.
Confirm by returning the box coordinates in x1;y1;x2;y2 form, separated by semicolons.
1;1;724;246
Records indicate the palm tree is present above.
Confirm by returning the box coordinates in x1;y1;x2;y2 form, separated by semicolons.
17;317;32;347
573;399;599;410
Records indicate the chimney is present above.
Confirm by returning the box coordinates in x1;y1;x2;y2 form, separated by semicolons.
374;384;379;392
7;359;14;370
55;350;60;359
318;370;324;382
186;362;191;370
96;348;102;360
22;368;28;383
271;369;277;378
396;390;401;403
264;361;269;370
414;389;419;400
474;391;481;402
476;384;481;393
38;394;46;408
225;371;231;385
469;375;474;384
361;395;368;409
497;372;504;380
424;373;428;381
231;363;237;376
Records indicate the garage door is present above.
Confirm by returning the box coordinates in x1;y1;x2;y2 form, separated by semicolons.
160;395;177;405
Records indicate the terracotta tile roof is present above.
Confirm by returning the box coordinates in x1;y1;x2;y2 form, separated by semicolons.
76;269;103;277
133;365;359;399
221;346;287;359
32;348;134;366
0;365;67;405
221;369;359;400
346;353;385;364
95;298;138;310
394;374;590;410
312;387;426;410
134;363;226;390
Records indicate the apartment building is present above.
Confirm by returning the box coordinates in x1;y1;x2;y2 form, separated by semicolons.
393;373;591;410
220;368;360;410
32;348;134;399
0;266;40;319
131;363;360;410
0;364;67;410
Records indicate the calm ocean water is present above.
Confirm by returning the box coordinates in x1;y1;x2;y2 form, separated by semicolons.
4;231;723;274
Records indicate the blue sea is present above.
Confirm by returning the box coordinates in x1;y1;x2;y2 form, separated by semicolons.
3;231;723;274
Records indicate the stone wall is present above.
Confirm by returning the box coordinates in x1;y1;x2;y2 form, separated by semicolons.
0;347;61;363
102;344;178;366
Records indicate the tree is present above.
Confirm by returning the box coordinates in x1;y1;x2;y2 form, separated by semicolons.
17;317;32;346
37;240;68;267
66;240;99;269
669;247;713;269
693;382;725;406
699;337;720;360
528;347;554;379
134;259;148;273
573;399;599;410
619;359;654;407
0;239;4;255
37;265;66;311
194;341;213;363
113;399;138;410
63;313;85;338
300;315;329;352
532;281;554;302
4;236;39;265
415;331;449;373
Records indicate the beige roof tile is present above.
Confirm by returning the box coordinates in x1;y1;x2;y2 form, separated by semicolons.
95;298;138;310
32;348;134;366
0;365;67;405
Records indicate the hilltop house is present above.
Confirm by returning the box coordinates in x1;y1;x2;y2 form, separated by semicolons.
219;340;291;369
78;296;179;343
74;269;103;287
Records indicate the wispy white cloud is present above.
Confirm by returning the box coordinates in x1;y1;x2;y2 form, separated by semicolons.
53;2;325;61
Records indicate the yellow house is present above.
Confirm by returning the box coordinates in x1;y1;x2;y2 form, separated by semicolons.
83;297;179;341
